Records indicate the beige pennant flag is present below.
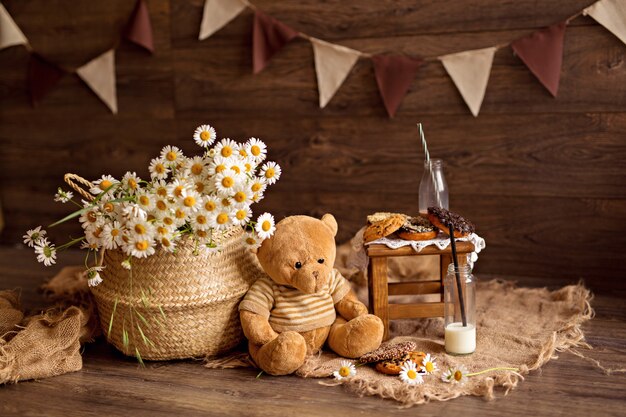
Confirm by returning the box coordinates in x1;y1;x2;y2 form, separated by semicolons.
0;3;28;50
76;49;118;114
199;0;247;40
584;0;626;45
311;38;361;108
439;47;497;117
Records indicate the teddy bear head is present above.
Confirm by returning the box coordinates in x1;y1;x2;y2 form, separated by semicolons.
256;214;338;294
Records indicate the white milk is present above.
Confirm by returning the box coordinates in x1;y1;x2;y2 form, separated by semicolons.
445;322;476;355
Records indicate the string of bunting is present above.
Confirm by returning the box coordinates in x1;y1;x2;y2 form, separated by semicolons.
199;0;626;118
0;0;155;114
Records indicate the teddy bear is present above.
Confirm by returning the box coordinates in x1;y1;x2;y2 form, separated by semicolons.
239;214;384;375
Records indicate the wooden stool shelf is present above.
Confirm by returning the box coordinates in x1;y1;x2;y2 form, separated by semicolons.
366;241;475;340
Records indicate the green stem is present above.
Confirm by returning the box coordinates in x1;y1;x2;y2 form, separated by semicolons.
57;236;85;251
467;367;519;377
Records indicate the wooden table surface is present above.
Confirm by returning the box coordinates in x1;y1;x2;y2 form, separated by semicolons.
0;247;624;417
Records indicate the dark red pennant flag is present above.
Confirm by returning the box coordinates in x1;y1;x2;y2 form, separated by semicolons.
253;10;298;74
511;22;566;97
372;55;423;118
125;0;154;53
28;54;65;106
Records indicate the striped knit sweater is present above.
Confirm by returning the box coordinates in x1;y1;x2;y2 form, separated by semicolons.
238;269;351;332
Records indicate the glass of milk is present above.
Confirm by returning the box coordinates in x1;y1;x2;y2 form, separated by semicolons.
444;263;476;355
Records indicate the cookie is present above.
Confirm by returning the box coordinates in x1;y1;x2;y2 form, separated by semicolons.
363;215;406;243
427;206;475;237
375;351;427;375
359;341;417;364
367;212;407;224
397;216;437;241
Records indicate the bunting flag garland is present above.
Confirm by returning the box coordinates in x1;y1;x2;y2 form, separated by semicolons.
76;50;118;114
28;54;65;106
0;2;27;50
124;0;154;53
311;38;361;108
583;0;626;45
372;55;423;118
511;22;566;97
440;47;497;117
199;0;246;41
252;10;298;74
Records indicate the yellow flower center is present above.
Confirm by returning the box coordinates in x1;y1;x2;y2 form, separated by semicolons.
100;180;112;190
156;200;167;211
195;181;205;192
251;145;261;156
191;163;204;175
135;240;149;251
221;146;233;157
222;198;231;207
231;165;241;174
265;168;275;179
103;202;115;213
184;196;196;207
128;179;137;189
157;187;167;197
200;131;210;141
246;237;256;245
111;229;120;237
157;226;167;235
245;163;252;172
262;220;271;232
139;195;150;206
174;185;184;197
236;210;247;220
155;164;165;174
175;209;186;219
166;151;177;161
339;366;350;377
251;183;262;192
93;227;103;238
221;177;234;188
134;224;146;235
234;192;246;203
163;217;173;226
205;201;216;211
217;213;229;224
454;370;463;381
196;215;207;225
425;362;434;373
196;230;208;238
239;149;248;157
216;164;226;173
407;369;417;379
161;238;171;247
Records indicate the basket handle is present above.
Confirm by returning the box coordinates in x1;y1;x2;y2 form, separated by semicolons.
64;173;95;202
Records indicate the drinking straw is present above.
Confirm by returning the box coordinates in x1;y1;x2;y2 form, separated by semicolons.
448;223;467;327
417;123;442;207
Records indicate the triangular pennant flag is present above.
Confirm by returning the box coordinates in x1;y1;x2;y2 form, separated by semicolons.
199;0;247;40
124;0;154;53
311;38;361;108
440;47;497;117
0;2;28;50
584;0;626;45
76;50;118;114
372;55;423;118
28;54;65;106
252;10;298;74
511;22;566;97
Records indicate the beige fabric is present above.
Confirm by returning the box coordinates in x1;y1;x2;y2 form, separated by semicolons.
199;0;247;40
584;0;626;45
76;49;118;114
0;3;28;50
440;47;497;117
311;38;361;108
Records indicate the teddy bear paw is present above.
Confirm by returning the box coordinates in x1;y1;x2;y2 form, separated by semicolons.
254;331;308;376
329;314;384;358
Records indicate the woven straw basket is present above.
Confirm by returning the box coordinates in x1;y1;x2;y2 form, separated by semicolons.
65;173;263;360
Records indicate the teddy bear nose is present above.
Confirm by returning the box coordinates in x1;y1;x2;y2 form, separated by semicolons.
312;271;319;279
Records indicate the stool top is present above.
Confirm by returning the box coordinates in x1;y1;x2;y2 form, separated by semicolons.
366;240;474;258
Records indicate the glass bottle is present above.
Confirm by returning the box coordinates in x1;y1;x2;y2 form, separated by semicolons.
444;263;476;355
418;159;448;215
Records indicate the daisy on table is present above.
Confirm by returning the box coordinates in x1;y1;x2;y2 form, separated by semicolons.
399;361;424;385
333;360;357;380
420;353;438;374
442;365;469;385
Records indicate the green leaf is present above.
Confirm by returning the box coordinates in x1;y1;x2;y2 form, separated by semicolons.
158;305;167;320
122;327;129;348
48;206;90;228
135;348;145;367
140;289;150;308
108;298;118;337
136;323;155;348
134;309;149;327
256;370;264;379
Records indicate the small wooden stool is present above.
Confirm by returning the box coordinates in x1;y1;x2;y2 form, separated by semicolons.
366;241;475;340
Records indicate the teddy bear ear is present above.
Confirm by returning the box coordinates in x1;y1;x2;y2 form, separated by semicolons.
321;213;338;237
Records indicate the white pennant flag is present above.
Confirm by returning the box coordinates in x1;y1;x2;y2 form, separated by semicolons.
311;38;361;108
199;0;247;40
0;3;28;50
584;0;626;45
76;50;118;114
439;47;497;117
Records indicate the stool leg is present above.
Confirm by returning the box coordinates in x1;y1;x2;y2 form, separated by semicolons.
368;257;389;341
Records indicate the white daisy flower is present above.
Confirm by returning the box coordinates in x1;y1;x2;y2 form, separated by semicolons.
193;124;216;148
90;175;119;195
125;236;156;259
214;169;239;196
152;179;169;198
242;231;262;250
207;155;231;176
228;159;246;176
127;218;156;240
188;155;207;178
255;213;275;240
197;241;220;255
399;361;424;385
23;226;47;247
207;208;234;231
80;241;99;251
122;203;148;221
237;146;249;158
158;235;177;252
79;207;100;226
101;220;125;250
250;177;268;196
260;162;281;185
189;210;211;231
121;259;132;270
333;360;356;380
34;238;57;266
420;353;438;374
84;222;105;247
214;138;239;158
194;228;213;244
160;145;184;164
191;178;210;194
168;178;193;200
149;157;170;180
121;171;142;195
158;212;178;229
136;189;156;212
152;195;170;217
243;158;256;174
442;365;469;385
231;184;252;206
246;138;267;163
232;206;252;226
172;207;190;227
180;190;202;213
203;196;220;214
54;188;74;203
86;266;105;287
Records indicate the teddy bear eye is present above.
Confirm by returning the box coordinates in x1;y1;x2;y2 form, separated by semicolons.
294;262;302;269
317;259;324;264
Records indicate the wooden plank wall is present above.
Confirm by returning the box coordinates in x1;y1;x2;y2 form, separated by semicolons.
1;0;625;293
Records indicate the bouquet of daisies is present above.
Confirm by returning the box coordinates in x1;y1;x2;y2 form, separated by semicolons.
24;124;280;286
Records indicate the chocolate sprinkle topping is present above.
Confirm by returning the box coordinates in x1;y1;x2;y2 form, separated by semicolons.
359;341;417;364
428;206;476;234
